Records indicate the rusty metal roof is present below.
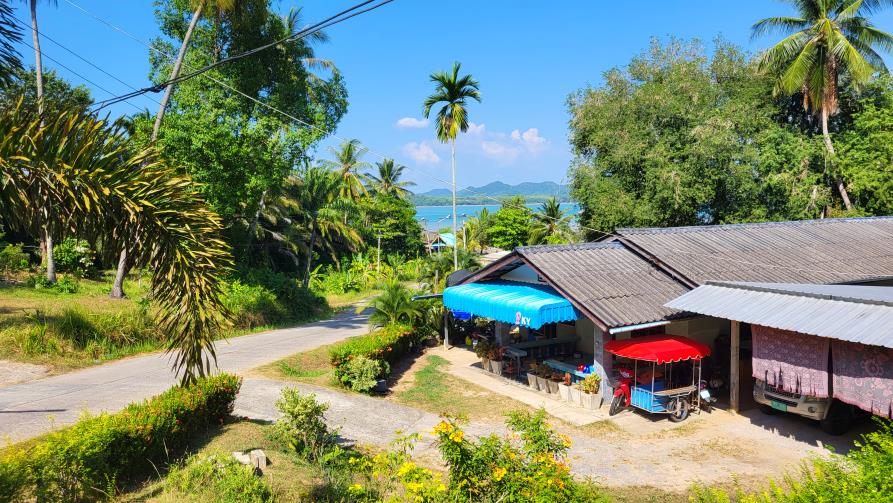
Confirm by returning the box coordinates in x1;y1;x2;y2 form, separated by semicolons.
617;216;893;286
665;282;893;348
512;242;689;329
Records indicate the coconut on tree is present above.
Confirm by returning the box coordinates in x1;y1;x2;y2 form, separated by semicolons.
752;0;893;211
423;62;481;271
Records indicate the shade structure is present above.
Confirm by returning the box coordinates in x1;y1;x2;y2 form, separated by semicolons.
443;280;579;329
605;334;711;364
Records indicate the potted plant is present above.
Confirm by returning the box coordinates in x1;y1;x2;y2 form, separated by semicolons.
526;363;540;390
489;347;505;375
534;365;549;392
474;339;491;371
569;383;583;406
546;371;561;396
580;373;602;410
558;372;572;401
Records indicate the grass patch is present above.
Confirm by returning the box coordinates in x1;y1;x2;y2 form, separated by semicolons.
576;419;627;438
323;288;381;309
255;342;338;388
603;485;691;503
393;354;532;420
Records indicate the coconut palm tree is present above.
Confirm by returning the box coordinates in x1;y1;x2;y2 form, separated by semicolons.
423;62;481;271
324;139;370;202
0;0;20;87
529;197;575;245
752;0;893;211
0;103;231;384
280;7;337;85
460;208;491;253
367;158;415;198
151;0;235;141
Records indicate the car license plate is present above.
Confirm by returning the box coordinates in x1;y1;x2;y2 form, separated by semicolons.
770;400;788;412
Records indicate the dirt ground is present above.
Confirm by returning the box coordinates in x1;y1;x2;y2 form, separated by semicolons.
0;359;47;386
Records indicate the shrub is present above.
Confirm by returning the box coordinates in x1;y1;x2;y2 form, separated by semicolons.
329;324;419;389
165;454;273;503
54;276;79;294
0;243;29;280
223;269;329;328
222;280;284;328
580;373;601;394
0;374;242;502
341;355;388;393
52;238;98;278
271;387;337;463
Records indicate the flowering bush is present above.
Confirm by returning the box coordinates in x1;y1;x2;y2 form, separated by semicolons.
0;374;241;502
330;324;419;391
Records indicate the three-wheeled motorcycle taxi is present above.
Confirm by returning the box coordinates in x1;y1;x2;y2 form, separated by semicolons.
605;334;711;422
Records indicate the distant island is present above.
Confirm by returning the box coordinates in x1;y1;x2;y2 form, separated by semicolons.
410;181;571;206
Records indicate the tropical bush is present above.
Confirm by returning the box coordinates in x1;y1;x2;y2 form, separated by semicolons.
165;454;273;503
691;418;893;503
0;374;241;502
52;238;98;278
330;324;420;391
223;269;329;329
341;355;388;392
0;242;28;280
271;387;338;462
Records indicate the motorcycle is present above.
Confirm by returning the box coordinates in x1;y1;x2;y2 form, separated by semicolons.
608;366;634;416
698;379;718;411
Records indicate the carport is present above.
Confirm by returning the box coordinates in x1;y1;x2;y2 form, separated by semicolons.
666;282;893;417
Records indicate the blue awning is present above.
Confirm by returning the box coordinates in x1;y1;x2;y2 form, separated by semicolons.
443;280;579;329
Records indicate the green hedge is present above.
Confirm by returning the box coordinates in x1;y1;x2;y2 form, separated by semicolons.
0;374;242;502
329;324;419;390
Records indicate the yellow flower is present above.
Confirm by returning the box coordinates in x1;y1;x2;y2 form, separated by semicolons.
397;461;417;477
493;466;507;481
348;483;363;493
432;421;454;435
437;483;447;492
449;430;464;443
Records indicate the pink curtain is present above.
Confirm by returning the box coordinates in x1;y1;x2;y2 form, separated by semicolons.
832;340;893;418
752;325;830;398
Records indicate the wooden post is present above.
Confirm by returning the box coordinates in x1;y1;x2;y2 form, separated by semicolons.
730;320;740;413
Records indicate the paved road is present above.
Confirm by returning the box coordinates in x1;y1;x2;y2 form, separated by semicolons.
0;309;370;442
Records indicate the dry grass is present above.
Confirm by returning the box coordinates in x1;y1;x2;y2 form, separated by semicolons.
575;419;628;438
252;341;339;387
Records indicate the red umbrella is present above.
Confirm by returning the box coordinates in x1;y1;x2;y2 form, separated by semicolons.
605;334;711;364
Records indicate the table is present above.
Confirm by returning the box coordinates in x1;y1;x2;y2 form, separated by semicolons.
543;359;592;381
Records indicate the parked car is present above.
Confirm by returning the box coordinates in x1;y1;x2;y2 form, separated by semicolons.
753;378;863;435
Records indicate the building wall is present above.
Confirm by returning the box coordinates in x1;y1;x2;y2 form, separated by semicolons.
666;316;730;347
500;264;546;284
574;318;595;354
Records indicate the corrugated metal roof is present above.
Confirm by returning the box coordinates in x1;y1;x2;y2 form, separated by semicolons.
617;216;893;285
513;242;689;328
665;282;893;348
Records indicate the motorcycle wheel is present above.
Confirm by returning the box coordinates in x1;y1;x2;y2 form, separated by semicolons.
667;397;690;422
609;395;625;416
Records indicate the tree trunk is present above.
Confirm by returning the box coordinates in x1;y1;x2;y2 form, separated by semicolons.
31;1;50;275
44;228;55;283
302;223;316;289
109;249;128;299
821;103;853;211
450;138;458;272
151;4;203;141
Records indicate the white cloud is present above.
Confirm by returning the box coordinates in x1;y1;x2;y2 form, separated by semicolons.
466;122;487;136
402;141;441;164
512;127;548;154
395;117;429;129
480;141;520;163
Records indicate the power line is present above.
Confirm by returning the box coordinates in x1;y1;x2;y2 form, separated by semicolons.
59;0;867;280
90;0;394;111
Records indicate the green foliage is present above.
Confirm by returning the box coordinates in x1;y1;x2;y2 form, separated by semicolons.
53;276;79;294
0;67;92;116
356;194;424;257
486;196;533;250
692;418;893;503
367;158;415;198
0;374;241;502
165;454;273;503
329;324;420;390
223;269;329;329
420;249;481;291
529;197;575;245
271;387;338;462
423;61;482;143
0;0;22;88
366;282;422;328
341;355;388;392
0;242;28;280
52;238;97;278
579;373;601;394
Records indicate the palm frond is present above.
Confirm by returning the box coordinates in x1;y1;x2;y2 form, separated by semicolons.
751;16;809;39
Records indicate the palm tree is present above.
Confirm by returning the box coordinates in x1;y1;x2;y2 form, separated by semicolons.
460;208;491;253
296;165;363;287
529;197;575;245
323;139;370;202
280;7;337;85
423;62;481;271
151;0;235;141
752;0;893;211
0;0;21;87
21;0;57;282
0;103;232;385
367;158;415;198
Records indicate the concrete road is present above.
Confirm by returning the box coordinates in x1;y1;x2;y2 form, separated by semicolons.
0;309;370;442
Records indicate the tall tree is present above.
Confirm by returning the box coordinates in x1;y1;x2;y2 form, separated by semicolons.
151;0;235;141
423;62;481;271
21;0;57;282
529;197;575;245
367;158;415;198
324;139;369;202
752;0;893;211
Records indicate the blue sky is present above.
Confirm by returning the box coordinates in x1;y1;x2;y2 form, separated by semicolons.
10;1;893;192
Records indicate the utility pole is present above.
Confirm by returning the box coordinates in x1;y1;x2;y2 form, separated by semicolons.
376;232;381;274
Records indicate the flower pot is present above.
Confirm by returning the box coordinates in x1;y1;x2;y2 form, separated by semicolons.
569;386;583;406
490;360;505;375
581;392;601;410
547;379;560;395
480;358;490;371
373;379;388;394
526;372;539;390
535;375;548;392
558;383;571;401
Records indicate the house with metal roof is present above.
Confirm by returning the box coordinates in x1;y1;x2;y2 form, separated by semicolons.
442;216;893;410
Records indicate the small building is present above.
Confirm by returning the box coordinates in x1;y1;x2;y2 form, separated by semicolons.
424;231;457;254
442;216;893;410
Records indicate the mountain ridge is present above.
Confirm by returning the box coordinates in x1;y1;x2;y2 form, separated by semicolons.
411;181;569;205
